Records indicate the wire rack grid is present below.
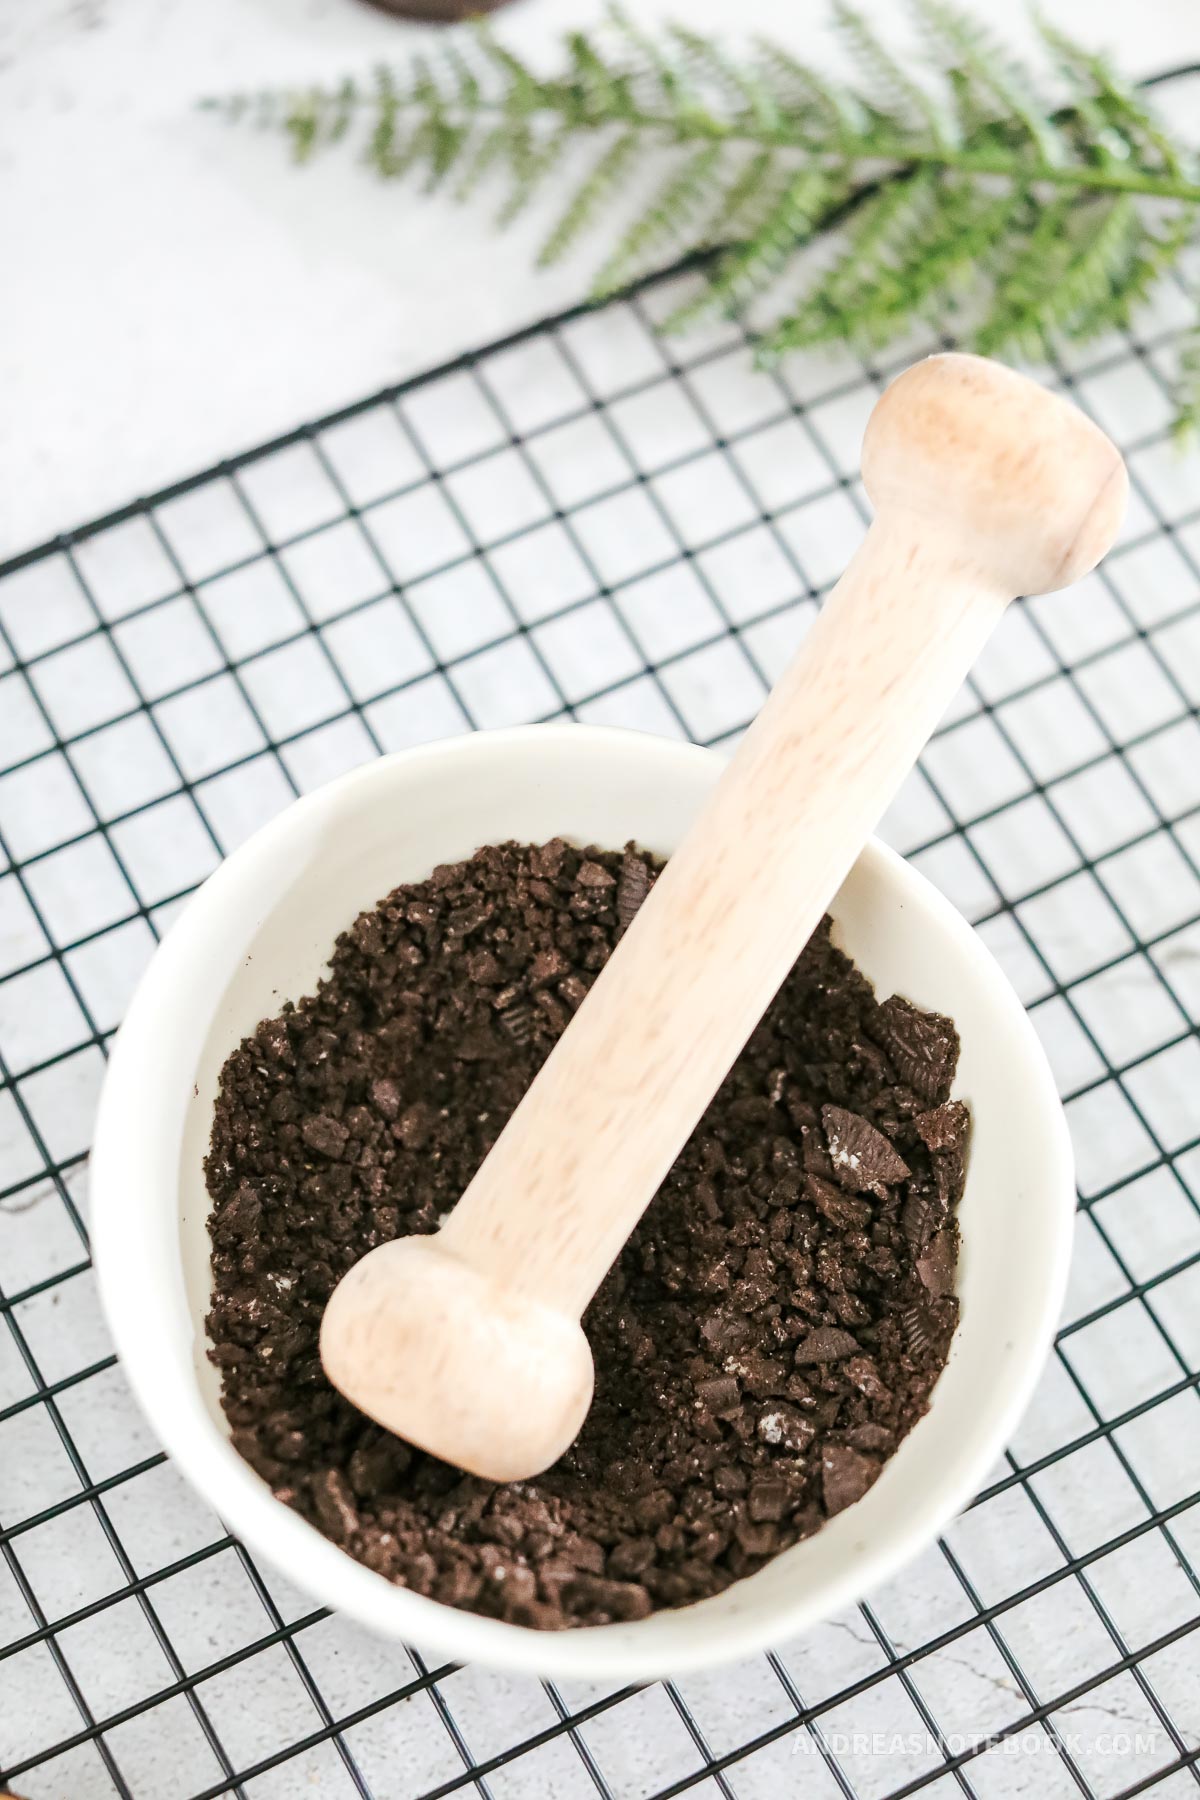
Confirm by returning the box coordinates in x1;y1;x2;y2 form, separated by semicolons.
0;249;1198;1800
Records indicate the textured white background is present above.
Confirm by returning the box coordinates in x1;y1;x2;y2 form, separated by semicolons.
0;0;1198;558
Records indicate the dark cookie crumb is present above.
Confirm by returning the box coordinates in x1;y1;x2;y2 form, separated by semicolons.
616;849;652;934
206;839;967;1630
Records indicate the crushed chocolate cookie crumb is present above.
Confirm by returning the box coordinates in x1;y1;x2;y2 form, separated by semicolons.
616;849;653;934
498;999;535;1047
822;1105;910;1196
206;838;967;1630
794;1325;861;1364
871;996;958;1101
822;1443;882;1516
900;1303;934;1358
916;1228;958;1298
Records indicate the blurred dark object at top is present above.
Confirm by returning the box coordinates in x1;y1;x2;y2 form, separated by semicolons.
359;0;516;19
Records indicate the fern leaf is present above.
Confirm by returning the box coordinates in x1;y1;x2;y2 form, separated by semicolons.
453;120;510;202
283;89;324;163
698;148;778;247
883;187;1029;333
766;182;1023;354
474;31;545;115
408;53;441;115
1038;18;1184;178
657;151;789;331
668;26;781;134
563;32;630;122
538;129;641;266
593;143;725;296
833;1;956;145
820;167;941;313
971;199;1069;355
978;195;1140;355
492;119;534;222
322;77;358;146
424;117;471;190
916;0;1062;164
753;183;900;346
1173;328;1200;445
383;57;465;190
751;39;869;145
1064;208;1193;338
439;40;481;113
1047;195;1142;333
363;65;401;173
700;168;835;317
498;119;571;225
606;4;694;115
382;116;438;184
206;10;1200;441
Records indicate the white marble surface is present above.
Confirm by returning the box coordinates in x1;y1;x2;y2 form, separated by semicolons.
1;0;1199;559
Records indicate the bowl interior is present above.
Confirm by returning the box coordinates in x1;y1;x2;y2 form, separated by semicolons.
95;726;1073;1679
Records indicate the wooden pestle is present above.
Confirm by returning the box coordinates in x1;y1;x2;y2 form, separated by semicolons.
320;354;1127;1483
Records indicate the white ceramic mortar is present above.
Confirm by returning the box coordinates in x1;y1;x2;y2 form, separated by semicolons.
92;724;1073;1679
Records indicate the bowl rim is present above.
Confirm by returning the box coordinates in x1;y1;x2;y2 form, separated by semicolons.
92;723;1075;1679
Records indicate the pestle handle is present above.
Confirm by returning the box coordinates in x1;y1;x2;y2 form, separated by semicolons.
440;515;1008;1312
320;354;1127;1482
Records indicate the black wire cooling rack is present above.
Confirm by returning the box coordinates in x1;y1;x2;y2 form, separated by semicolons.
1;243;1199;1800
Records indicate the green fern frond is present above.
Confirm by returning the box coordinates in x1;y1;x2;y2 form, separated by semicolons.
819;167;941;312
438;41;481;113
1058;209;1186;338
752;180;912;352
700;149;778;248
978;195;1139;356
607;5;697;118
832;1;956;145
382;115;439;185
499;120;572;225
1118;211;1196;327
538;130;641;266
206;5;1200;440
699;168;836;319
322;77;359;147
491;119;536;221
750;39;869;145
765;181;1023;355
1037;19;1182;177
562;32;633;122
668;27;781;135
408;51;438;105
594;143;725;297
426;117;471;189
881;186;1029;333
452;120;508;202
1045;194;1143;331
973;200;1070;356
379;56;471;191
282;89;325;162
915;0;1062;163
473;31;545;115
1173;329;1200;444
363;66;401;172
658;148;781;329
